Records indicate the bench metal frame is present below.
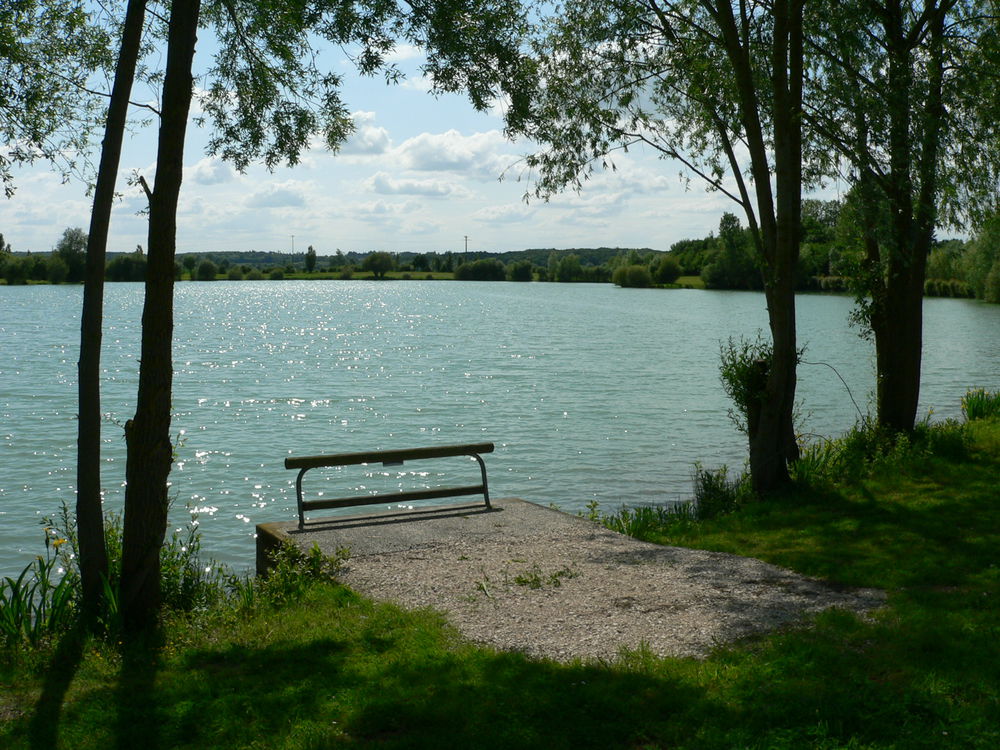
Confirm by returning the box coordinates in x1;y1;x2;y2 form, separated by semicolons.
285;442;495;528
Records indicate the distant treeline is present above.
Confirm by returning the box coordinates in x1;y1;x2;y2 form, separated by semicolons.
667;199;997;302
3;215;998;304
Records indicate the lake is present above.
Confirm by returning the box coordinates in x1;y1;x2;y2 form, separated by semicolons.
2;281;998;578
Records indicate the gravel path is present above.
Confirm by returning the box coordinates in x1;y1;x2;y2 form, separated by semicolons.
334;502;885;662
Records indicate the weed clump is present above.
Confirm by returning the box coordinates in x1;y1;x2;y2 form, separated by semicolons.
962;387;1000;422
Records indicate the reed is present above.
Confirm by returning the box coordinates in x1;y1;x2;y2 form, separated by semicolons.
961;387;1000;421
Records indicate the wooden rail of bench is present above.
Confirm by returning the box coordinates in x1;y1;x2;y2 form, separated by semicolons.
285;442;495;528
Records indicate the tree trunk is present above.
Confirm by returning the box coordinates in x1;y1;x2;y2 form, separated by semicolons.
872;2;944;434
76;0;148;620
715;0;803;492
120;0;200;632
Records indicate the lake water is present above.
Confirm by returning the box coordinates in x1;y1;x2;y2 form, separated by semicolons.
2;281;998;578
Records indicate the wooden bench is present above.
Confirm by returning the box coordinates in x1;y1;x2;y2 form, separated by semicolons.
285;442;495;528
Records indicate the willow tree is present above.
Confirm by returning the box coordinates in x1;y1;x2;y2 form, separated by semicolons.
0;1;111;195
804;0;1000;432
117;0;533;629
517;0;804;491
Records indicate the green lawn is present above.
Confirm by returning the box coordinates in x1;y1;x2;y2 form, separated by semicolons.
2;420;998;749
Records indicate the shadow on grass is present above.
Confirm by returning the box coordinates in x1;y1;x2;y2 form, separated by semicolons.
115;628;164;750
127;637;719;749
686;454;1000;593
28;626;86;750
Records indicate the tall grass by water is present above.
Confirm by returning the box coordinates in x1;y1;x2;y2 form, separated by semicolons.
962;387;1000;421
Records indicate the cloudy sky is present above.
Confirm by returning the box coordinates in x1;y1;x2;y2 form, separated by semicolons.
1;40;742;258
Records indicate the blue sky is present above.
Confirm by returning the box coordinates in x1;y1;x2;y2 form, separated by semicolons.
0;38;741;258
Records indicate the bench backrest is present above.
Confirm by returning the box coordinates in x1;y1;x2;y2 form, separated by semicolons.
286;442;495;527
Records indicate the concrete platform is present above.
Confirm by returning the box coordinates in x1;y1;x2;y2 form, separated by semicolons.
255;497;579;574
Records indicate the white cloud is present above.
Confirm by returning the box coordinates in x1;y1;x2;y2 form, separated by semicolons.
354;199;422;222
549;189;627;218
472;203;535;223
340;111;392;155
400;74;434;94
393;129;515;179
400;218;441;235
245;181;308;208
188;157;235;185
386;44;425;63
366;171;463;197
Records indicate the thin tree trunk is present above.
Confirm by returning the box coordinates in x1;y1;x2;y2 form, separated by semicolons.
76;0;148;618
120;0;200;632
714;0;803;492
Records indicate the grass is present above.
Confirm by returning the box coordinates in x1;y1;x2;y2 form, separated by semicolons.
675;275;706;289
2;419;999;749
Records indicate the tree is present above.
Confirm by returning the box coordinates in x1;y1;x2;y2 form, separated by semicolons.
363;251;395;279
0;1;111;196
702;213;760;290
965;214;1000;303
805;0;1000;431
54;226;87;282
76;0;148;618
517;0;804;491
554;253;583;282
305;245;317;273
121;0;201;631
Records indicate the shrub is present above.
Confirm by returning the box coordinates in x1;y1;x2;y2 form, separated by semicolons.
227;266;243;280
653;255;681;284
269;268;285;280
229;542;348;611
46;256;69;283
339;267;353;280
792;416;973;489
507;259;534;281
612;264;652;288
196;259;218;280
985;261;1000;303
454;258;506;281
1;254;28;284
691;464;752;519
246;268;264;280
718;334;775;435
106;252;147;281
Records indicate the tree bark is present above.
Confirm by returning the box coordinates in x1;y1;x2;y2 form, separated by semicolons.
76;0;148;618
120;0;200;632
713;0;804;492
870;1;944;433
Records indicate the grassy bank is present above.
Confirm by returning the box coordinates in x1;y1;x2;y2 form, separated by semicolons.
2;419;999;749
